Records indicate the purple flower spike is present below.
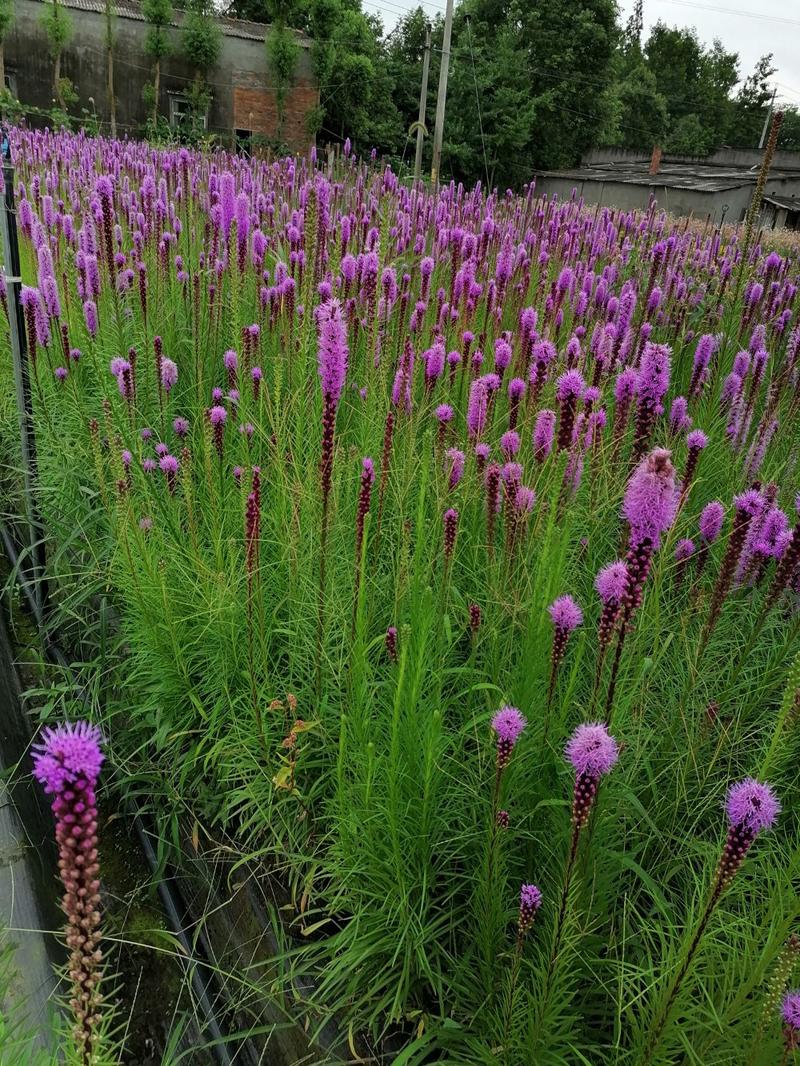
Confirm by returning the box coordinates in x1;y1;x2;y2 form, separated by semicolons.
566;722;619;828
491;705;527;768
518;883;542;937
595;561;628;605
161;357;178;392
686;429;708;451
699;501;725;543
533;409;556;462
317;298;349;407
622;448;678;550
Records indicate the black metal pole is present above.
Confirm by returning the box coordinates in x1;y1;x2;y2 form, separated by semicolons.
1;132;49;618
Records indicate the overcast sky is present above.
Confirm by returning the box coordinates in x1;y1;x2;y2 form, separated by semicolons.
367;0;800;109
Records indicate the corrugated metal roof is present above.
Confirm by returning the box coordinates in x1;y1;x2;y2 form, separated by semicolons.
52;0;311;46
537;160;800;195
763;195;800;213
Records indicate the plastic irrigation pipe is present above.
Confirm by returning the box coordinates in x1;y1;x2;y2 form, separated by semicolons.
0;519;236;1066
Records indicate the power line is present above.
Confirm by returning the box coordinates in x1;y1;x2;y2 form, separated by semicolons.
652;0;800;28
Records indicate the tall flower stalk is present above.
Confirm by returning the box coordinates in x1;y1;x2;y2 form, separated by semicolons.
33;722;105;1065
640;778;780;1065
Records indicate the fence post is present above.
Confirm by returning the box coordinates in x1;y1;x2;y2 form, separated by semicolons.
0;132;48;621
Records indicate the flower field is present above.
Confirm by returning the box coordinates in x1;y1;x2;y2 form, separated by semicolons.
2;126;800;1064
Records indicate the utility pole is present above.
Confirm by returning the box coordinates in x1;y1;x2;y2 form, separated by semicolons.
414;23;432;183
430;0;453;188
758;86;777;150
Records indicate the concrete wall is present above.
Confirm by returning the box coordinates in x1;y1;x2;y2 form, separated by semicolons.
533;176;748;224
6;0;318;151
583;146;800;172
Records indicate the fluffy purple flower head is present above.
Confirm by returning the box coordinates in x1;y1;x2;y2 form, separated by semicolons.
565;722;619;778
725;778;780;834
475;442;491;462
733;490;764;518
173;416;189;437
637;342;671;406
436;403;454;424
142;458;157;473
121;449;132;468
252;366;263;382
54;366;68;381
32;721;104;795
783;992;800;1031
674;538;695;561
699;501;725;542
110;356;127;377
520;883;542;912
212;387;223;402
155;442;168;457
159;454;179;475
317;298;349;406
362;457;375;483
622;448;678;548
161;357;178;391
209;405;227;427
501;430;520;457
595;561;628;605
556;369;585;402
491;705;527;745
533;409;556;458
669;396;691;433
548;595;583;632
508;377;526;402
614;368;638;404
223;349;238;372
686;429;708;450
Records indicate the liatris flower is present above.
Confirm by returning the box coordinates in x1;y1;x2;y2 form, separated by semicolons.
496;809;509;829
720;779;780;888
533;409;556;463
689;334;717;397
703;490;763;649
245;487;260;586
669;396;691;434
642;777;779;1065
611;367;638;455
55;366;68;382
173;416;189;438
674;538;695;584
565;722;619;828
555;370;585;451
317;299;349;513
446;448;465;489
623;448;678;552
762;503;800;615
83;298;98;339
160;357;178;392
32;722;105;1061
632;342;671;460
517;883;542;938
443;507;459;563
491;705;527;769
681;429;708;497
208;405;227;457
469;602;482;635
475;442;491;472
467;376;489;439
436;403;453;445
485;462;501;554
595;561;628;647
251;366;262;401
696;500;725;576
385;625;398;662
500;430;520;459
355;457;374;563
782;992;800;1053
547;596;583;706
159;453;179;493
142;458;157;474
507;377;526;429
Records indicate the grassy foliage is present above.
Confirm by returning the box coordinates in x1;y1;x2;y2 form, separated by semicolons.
1;127;799;1063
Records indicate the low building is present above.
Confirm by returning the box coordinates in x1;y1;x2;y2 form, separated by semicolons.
5;0;319;152
535;148;800;228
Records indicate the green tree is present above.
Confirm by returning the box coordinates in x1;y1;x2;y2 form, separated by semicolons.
604;62;668;150
142;0;172;125
40;0;73;110
182;0;221;135
263;0;300;142
729;53;776;148
0;0;14;95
